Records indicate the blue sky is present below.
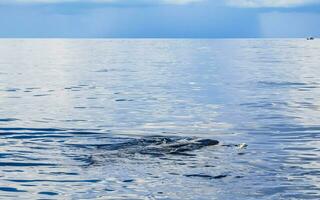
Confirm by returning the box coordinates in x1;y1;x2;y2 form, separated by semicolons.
0;0;319;38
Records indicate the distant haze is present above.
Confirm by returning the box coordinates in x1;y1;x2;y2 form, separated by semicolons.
0;0;319;38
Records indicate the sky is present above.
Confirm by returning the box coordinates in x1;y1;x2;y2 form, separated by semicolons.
0;0;319;38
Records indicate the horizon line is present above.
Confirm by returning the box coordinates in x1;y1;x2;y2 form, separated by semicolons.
0;37;315;39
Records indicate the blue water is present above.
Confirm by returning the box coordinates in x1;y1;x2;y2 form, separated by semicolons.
0;39;319;199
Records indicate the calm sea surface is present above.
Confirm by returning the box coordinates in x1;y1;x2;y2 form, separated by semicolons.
0;39;319;199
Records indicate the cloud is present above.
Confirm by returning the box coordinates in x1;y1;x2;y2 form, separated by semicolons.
1;0;319;8
0;0;202;5
226;0;320;8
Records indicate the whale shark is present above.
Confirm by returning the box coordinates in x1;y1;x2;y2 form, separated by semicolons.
92;136;219;157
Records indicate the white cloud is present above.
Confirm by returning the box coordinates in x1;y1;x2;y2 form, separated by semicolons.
0;0;202;5
1;0;318;7
226;0;320;8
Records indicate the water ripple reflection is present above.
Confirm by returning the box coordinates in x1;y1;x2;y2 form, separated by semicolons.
0;39;319;199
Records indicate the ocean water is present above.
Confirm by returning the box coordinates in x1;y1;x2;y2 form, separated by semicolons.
0;39;319;199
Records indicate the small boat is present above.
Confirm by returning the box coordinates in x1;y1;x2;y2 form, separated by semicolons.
307;37;315;40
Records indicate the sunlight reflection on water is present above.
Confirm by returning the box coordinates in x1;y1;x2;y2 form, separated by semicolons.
0;39;319;199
